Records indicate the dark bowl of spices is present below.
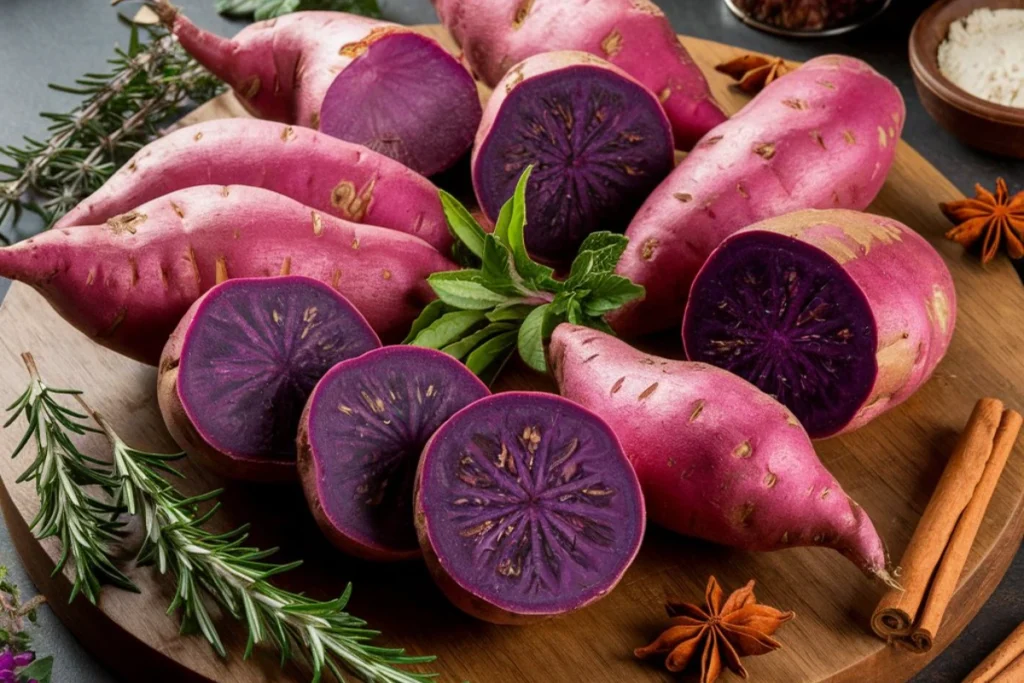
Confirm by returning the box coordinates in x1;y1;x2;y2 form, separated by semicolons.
910;0;1024;158
723;0;893;36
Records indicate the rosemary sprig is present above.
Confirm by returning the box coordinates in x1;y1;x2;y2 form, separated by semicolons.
0;22;220;240
3;354;136;604
5;356;438;682
216;0;382;20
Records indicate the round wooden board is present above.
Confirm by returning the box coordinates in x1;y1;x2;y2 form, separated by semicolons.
1;26;1023;683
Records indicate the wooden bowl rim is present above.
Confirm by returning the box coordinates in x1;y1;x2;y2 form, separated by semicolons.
909;0;1024;126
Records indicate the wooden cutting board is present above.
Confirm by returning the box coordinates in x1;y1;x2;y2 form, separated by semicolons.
1;26;1022;683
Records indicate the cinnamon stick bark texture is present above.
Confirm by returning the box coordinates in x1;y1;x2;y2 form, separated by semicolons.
898;409;1023;652
964;622;1024;683
871;398;1004;639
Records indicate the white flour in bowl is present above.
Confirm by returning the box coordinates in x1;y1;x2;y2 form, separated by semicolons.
937;8;1024;108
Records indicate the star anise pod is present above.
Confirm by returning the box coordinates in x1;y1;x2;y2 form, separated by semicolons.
940;178;1024;265
635;576;794;683
715;55;793;94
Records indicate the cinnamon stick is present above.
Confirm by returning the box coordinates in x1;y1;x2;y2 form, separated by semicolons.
991;652;1024;683
897;409;1023;652
964;622;1024;683
871;398;1004;639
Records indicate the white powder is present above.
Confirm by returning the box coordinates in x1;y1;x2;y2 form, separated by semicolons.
937;8;1024;108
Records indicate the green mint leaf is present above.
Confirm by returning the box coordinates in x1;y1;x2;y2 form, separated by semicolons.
578;232;630;274
441;322;516;360
439;190;487;260
466;330;518;377
409;310;487;349
217;0;382;20
581;275;646;316
492;196;513;246
564;251;596;291
504;167;558;289
403;299;448;344
429;274;513;310
486;304;535;322
517;304;553;372
480;234;513;284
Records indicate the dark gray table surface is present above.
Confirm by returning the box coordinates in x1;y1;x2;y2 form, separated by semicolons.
1;1;1022;681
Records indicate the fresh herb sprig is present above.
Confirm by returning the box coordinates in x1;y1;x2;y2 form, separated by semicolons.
86;407;436;683
406;167;644;380
3;354;136;604
5;356;437;683
216;0;381;20
0;22;220;239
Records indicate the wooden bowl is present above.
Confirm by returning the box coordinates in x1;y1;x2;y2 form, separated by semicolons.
909;0;1024;158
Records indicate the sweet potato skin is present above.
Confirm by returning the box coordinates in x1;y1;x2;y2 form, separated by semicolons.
610;55;905;336
56;120;452;252
432;0;726;148
155;4;480;175
549;323;888;576
0;185;454;364
687;209;956;436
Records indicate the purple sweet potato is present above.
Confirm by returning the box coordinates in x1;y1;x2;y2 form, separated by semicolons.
157;276;380;481
610;55;905;336
433;0;726;148
472;51;674;263
550;323;890;579
0;185;455;364
297;346;489;561
154;3;481;176
683;209;956;438
55;120;452;252
415;392;645;623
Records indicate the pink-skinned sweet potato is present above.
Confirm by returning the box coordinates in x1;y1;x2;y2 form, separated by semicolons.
433;0;726;149
415;391;645;623
610;55;905;336
56;120;452;252
158;276;381;481
153;3;481;176
0;185;455;364
473;51;674;263
549;323;891;579
683;209;956;438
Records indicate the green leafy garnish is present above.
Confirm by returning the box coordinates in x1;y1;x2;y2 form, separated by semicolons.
216;0;381;20
406;167;644;379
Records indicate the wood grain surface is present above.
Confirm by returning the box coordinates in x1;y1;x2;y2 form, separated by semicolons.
1;27;1022;683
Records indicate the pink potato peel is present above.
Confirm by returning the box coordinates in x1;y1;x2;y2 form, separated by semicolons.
433;0;727;148
415;392;645;623
153;3;481;176
0;185;455;364
55;120;453;252
472;51;674;264
610;55;906;336
157;276;381;481
683;209;956;438
297;346;489;561
550;323;891;579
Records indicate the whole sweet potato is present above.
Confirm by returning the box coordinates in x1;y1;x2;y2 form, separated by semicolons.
550;323;890;578
0;185;454;364
684;209;956;438
432;0;726;148
56;120;452;252
610;55;905;336
154;3;481;176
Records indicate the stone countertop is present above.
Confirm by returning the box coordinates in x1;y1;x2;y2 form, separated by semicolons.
0;1;1021;681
